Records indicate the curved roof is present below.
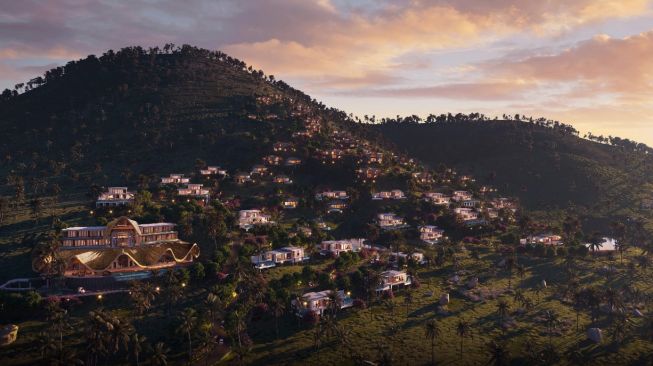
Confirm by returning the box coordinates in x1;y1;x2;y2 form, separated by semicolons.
59;241;199;272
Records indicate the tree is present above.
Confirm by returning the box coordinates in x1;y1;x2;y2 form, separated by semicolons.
456;319;473;361
496;300;510;328
269;296;286;339
130;333;146;366
487;341;510;366
424;319;440;365
543;310;559;347
150;342;170;366
177;308;197;363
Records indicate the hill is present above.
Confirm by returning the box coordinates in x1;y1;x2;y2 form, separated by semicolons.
374;119;653;230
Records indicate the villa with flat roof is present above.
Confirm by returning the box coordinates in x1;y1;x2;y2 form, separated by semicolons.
96;187;135;207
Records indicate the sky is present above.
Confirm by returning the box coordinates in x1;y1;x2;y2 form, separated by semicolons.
1;0;653;144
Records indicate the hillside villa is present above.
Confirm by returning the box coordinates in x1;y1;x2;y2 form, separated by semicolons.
318;238;367;256
461;199;480;208
372;190;406;200
177;184;210;200
47;217;199;277
521;234;563;246
273;142;295;153
238;209;273;229
315;190;349;200
423;192;450;205
250;246;308;269
377;270;412;292
419;225;444;244
263;154;283;166
327;200;347;213
454;207;479;221
200;166;227;176
285;157;302;166
273;175;293;184
452;191;473;202
291;290;353;316
390;252;426;265
96;187;135;207
161;174;190;185
377;213;408;230
234;172;252;184
282;197;299;209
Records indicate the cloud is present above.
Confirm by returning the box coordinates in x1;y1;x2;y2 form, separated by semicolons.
353;80;534;100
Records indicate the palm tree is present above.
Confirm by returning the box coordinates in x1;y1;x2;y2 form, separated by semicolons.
404;291;413;316
496;300;510;327
456;319;473;361
150;342;170;366
543;310;559;347
504;257;515;289
177;308;197;363
516;264;526;285
130;333;146;366
269;297;286;339
424;319;440;365
513;290;525;308
486;341;510;366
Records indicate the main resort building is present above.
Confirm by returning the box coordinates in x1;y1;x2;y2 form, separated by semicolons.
43;217;200;277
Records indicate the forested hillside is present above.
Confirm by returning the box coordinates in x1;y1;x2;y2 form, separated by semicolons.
375;120;653;230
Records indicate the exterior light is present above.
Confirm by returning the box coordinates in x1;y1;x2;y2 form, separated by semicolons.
232;291;237;298
97;294;103;300
181;283;186;287
346;291;351;296
155;286;160;292
89;210;94;215
171;199;175;203
109;210;113;214
303;301;308;306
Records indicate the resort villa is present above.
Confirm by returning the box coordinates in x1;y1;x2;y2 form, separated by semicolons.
200;166;227;176
372;190;406;200
318;238;366;256
327;200;347;213
285;157;302;166
273;175;293;184
454;208;479;221
282;197;299;209
263;155;283;166
238;209;273;229
177;184;210;200
234;172;252;184
419;225;444;244
45;217;200;277
377;213;408;230
250;246;308;269
377;270;412;292
96;187;135;207
452;191;473;202
161;174;190;185
423;192;450;205
291;290;353;316
315;190;349;200
521;234;563;246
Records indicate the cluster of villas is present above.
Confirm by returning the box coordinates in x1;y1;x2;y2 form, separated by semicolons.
238;209;273;230
44;217;200;277
315;190;350;213
376;213;408;230
161;174;210;202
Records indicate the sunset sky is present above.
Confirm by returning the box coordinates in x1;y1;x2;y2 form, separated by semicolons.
2;0;653;144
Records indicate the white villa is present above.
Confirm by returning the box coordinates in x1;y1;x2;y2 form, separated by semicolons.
423;192;451;205
285;157;302;166
390;252;426;265
327;200;347;213
419;225;444;244
315;190;349;200
318;238;366;256
454;208;479;221
200;166;227;176
238;209;272;229
234;172;252;184
161;174;190;185
377;270;412;292
372;190;406;200
291;290;353;316
282;197;299;209
461;199;480;208
521;234;563;246
251;246;308;268
177;184;209;200
96;187;135;207
274;175;293;184
263;155;283;166
452;191;473;202
377;213;408;230
251;164;268;175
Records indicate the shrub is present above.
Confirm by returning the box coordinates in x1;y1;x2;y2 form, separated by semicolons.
205;261;220;278
191;262;206;281
353;298;367;309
